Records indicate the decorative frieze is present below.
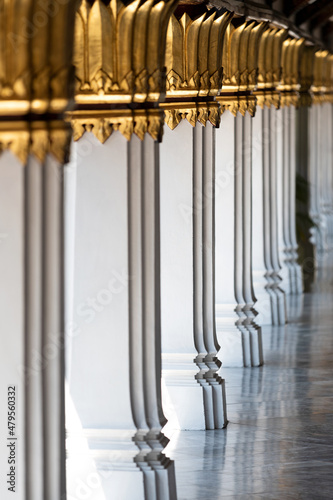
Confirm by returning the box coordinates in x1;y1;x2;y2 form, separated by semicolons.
0;0;76;164
312;50;333;104
71;108;164;142
163;9;232;129
278;37;305;108
72;0;177;141
256;26;288;109
217;19;267;116
299;45;315;107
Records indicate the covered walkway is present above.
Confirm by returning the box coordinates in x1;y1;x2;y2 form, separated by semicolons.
169;259;333;499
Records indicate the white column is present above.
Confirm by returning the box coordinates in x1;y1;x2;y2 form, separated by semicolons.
311;104;328;253
295;103;315;291
67;131;176;500
0;152;25;500
24;154;44;500
308;105;320;254
327;102;333;249
43;154;67;500
318;103;329;252
215;111;243;366
160;120;205;431
215;110;262;367
322;102;333;248
23;152;67;500
263;105;287;325
276;107;293;294
160;119;226;431
289;105;303;293
242;112;263;367
199;122;227;428
252;107;274;326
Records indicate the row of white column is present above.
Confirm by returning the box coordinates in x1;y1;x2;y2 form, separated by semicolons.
0;100;306;499
0;151;66;500
308;102;333;255
66;102;304;497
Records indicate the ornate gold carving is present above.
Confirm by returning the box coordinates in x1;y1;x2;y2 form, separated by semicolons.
278;37;305;108
72;0;177;141
166;10;232;98
49;123;73;164
162;101;221;129
217;19;266;116
221;20;267;93
244;95;256;117
312;50;333;104
298;45;315;107
0;123;30;164
70;108;164;143
0;1;78;163
256;26;288;108
74;0;177;105
163;9;232;129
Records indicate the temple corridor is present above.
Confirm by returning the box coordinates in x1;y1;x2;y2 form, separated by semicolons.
2;1;333;499
168;258;333;499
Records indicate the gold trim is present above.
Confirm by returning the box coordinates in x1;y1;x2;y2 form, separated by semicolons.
74;0;178;106
0;0;77;163
69;108;164;142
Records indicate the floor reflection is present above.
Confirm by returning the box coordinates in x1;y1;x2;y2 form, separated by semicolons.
167;257;333;499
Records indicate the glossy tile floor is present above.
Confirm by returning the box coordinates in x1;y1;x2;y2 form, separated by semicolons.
166;260;333;499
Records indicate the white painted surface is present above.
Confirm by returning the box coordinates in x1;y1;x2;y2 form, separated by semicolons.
0;152;25;500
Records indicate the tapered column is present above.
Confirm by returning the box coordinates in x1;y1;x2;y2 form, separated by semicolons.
262;105;287;325
216;105;263;367
321;102;332;250
215;111;243;364
317;102;329;252
0;152;25;500
276;106;293;294
160;8;230;429
37;154;67;500
320;101;333;248
278;38;306;295
160;118;227;431
277;102;303;296
234;111;262;366
132;134;176;498
242;112;263;366
66;130;176;500
194;122;227;429
295;94;315;290
160;120;207;431
315;102;329;253
309;50;333;255
289;105;304;292
252;107;273;325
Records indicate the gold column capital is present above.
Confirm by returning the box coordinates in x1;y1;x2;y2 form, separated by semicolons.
311;50;332;105
162;9;232;129
278;37;305;108
72;0;178;142
0;0;78;164
256;26;288;109
218;19;267;116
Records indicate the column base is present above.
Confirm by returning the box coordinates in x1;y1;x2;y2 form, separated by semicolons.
67;428;177;500
162;354;206;430
253;270;274;326
216;304;244;367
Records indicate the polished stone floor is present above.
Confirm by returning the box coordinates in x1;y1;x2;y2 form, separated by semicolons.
166;259;333;499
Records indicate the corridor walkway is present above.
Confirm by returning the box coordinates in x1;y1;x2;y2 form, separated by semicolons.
166;259;333;499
